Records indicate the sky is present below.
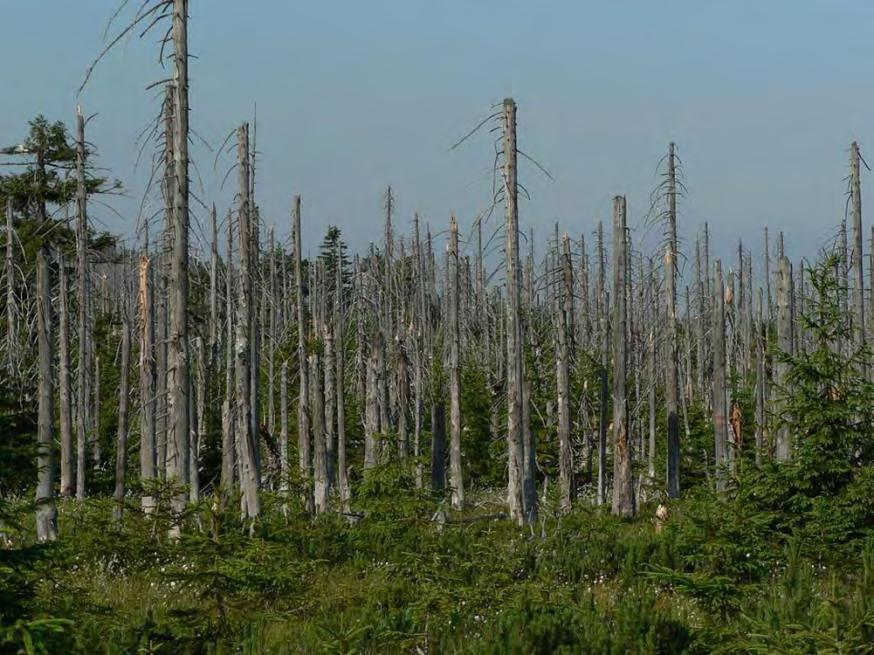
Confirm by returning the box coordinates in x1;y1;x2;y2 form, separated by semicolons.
2;1;873;271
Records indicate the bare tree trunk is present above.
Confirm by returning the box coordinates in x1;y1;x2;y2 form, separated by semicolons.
235;124;260;520
210;205;219;358
611;197;633;518
775;256;793;461
311;345;327;513
448;215;464;510
267;227;277;438
75;108;91;501
156;256;168;481
364;344;380;471
191;336;205;503
167;0;191;528
221;210;236;500
754;288;765;467
596;221;609;507
665;143;681;499
280;360;289;496
324;315;336;492
114;309;132;526
58;254;74;497
503;98;530;524
93;355;101;467
311;261;328;513
712;260;728;492
851;142;866;357
293;195;313;511
556;233;574;511
35;244;57;541
138;249;156;513
334;244;350;507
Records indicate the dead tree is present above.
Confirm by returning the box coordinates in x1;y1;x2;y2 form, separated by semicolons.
166;0;191;522
851;142;865;356
503;98;533;524
138;249;156;513
665;143;681;499
75;108;91;501
113;297;132;526
293;195;313;511
556;233;574;510
221;209;236;500
448;215;464;510
611;196;633;518
58;253;74;497
235;125;260;520
279;360;289;495
774;256;793;461
754;288;765;467
335;245;350;507
31;122;58;540
312;263;328;513
597;221;609;507
712;260;728;492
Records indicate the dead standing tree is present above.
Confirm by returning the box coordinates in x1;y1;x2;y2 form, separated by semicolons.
502;98;536;525
447;215;465;510
556;233;574;511
611;196;634;518
294;195;313;512
235;124;261;520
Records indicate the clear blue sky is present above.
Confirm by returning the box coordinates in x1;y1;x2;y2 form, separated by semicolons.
2;1;872;268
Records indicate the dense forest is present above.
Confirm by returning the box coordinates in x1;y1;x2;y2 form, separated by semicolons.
2;2;874;653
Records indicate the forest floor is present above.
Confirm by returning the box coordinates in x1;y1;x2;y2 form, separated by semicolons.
3;462;873;654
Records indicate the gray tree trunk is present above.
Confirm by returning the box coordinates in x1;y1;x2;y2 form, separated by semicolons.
851;142;866;356
448;215;464;510
334;244;350;507
556;232;574;511
665;143;681;499
58;254;74;497
235;124;260;520
35;244;58;541
221;210;236;500
280;360;289;496
503;98;532;524
138;249;156;513
293;195;313;511
775;256;794;461
167;0;191;529
712;260;728;492
113;309;132;526
754;288;765;467
75;108;91;500
611;196;633;518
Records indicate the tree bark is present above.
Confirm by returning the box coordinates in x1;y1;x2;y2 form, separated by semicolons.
75;107;91;500
58;253;74;497
294;195;313;511
503;98;532;524
556;233;574;511
774;256;794;461
611;196;633;518
665;143;681;499
712;260;729;492
114;310;132;526
235;124;260;520
167;0;191;530
448;215;464;510
138;250;156;513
